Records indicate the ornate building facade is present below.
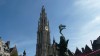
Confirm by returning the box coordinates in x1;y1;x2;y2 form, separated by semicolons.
0;37;18;56
0;37;10;56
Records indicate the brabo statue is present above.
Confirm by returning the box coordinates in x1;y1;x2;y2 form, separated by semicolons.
59;24;69;56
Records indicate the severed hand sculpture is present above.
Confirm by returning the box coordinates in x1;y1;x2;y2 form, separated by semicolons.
59;24;66;36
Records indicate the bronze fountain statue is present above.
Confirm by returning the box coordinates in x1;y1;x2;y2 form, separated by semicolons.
58;24;69;56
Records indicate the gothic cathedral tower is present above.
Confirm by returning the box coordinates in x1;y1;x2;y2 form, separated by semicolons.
36;6;51;56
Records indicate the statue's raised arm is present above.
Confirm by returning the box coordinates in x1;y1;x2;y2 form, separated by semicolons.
59;24;66;36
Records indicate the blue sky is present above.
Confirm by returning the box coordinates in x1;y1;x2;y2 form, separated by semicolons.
0;0;100;56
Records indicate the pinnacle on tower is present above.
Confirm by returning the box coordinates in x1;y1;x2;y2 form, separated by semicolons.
23;50;26;56
40;5;47;19
42;5;45;11
41;5;46;15
53;37;55;44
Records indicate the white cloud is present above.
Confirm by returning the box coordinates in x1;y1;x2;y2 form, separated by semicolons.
77;16;100;49
69;15;100;50
81;16;100;34
74;0;100;39
74;0;100;9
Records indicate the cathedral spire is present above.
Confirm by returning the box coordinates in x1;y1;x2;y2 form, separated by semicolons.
40;5;46;17
38;6;49;31
40;5;47;21
36;6;50;56
42;5;45;11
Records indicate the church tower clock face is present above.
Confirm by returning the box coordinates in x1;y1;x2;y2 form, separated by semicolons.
45;26;48;31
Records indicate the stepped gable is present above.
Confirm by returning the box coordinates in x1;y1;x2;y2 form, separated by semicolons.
84;45;92;53
74;48;82;56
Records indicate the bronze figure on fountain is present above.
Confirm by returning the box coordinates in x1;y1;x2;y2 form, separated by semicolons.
58;24;69;56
